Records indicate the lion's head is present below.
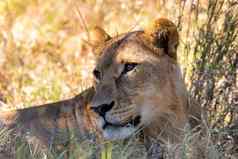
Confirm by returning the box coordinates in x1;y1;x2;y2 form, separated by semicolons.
87;18;189;143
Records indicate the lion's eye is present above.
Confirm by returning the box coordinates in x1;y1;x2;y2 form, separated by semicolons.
122;63;138;74
93;69;101;81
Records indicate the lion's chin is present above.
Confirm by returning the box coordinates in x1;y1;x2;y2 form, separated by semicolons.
98;115;141;140
102;124;137;140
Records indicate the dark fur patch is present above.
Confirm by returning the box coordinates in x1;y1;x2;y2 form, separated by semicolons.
154;31;169;54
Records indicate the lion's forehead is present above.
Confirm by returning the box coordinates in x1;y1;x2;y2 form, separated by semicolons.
96;31;146;67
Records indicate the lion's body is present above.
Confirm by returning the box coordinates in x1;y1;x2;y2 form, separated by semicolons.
0;18;201;158
0;88;95;149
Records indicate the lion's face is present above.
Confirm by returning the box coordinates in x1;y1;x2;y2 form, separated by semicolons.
88;18;189;142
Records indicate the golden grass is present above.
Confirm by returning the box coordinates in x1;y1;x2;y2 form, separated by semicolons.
0;0;237;158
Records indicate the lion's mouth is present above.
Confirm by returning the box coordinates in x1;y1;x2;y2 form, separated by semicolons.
102;115;141;129
101;116;141;140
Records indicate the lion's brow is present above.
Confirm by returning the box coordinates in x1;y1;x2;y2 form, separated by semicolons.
102;31;139;56
100;31;140;69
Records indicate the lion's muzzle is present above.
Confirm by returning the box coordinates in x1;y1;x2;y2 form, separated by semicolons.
90;101;115;117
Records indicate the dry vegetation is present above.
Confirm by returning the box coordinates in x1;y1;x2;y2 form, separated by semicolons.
0;0;237;158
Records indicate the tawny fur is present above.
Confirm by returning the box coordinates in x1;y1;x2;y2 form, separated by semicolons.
0;18;201;158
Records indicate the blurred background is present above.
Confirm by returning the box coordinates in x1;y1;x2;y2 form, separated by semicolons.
0;0;237;158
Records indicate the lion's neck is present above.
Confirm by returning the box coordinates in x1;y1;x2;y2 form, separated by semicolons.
143;112;188;144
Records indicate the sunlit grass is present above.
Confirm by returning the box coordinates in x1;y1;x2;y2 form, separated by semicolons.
0;0;237;158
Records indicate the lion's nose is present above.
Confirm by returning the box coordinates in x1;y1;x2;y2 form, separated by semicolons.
91;101;115;117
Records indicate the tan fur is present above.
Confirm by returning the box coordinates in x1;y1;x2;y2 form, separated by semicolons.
87;18;201;158
0;18;201;158
88;18;190;143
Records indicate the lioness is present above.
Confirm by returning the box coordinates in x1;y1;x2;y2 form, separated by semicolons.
0;18;201;158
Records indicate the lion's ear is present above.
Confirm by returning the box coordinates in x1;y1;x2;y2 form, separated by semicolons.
89;26;111;57
144;18;179;60
89;26;111;47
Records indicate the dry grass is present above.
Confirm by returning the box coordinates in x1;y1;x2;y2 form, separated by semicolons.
0;0;237;158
